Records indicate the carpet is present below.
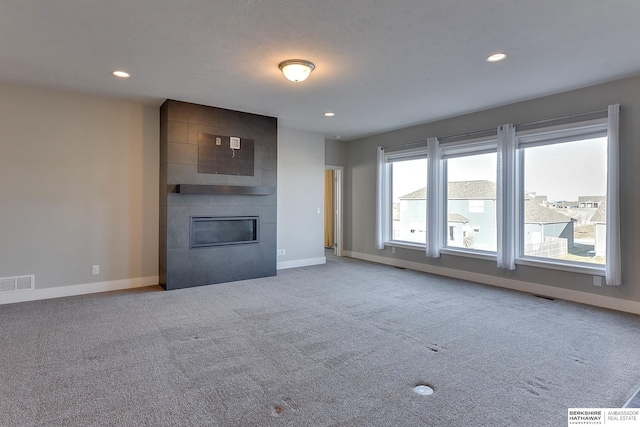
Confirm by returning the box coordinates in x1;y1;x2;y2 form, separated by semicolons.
1;254;639;426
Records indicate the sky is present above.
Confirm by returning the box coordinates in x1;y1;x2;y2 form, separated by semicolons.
391;136;607;202
524;137;606;201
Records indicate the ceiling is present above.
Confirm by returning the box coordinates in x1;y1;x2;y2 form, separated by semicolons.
2;1;640;141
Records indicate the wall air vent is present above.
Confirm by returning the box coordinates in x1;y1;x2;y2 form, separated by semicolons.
0;275;35;293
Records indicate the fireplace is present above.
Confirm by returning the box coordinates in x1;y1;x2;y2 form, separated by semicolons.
190;216;259;248
159;100;277;290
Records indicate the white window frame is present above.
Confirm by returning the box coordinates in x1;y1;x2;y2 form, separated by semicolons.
440;136;498;256
383;147;428;247
515;118;608;274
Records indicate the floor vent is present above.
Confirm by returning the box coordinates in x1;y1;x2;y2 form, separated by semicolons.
0;275;35;293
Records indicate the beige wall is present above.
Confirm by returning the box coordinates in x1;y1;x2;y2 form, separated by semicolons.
0;83;159;290
344;74;640;308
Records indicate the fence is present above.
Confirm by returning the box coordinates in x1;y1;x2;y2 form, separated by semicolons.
524;237;568;258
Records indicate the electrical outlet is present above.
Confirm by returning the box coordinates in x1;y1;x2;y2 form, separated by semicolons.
391;247;396;254
593;275;602;286
92;265;100;275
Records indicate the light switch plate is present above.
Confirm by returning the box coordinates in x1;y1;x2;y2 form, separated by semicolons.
230;137;240;149
216;137;221;146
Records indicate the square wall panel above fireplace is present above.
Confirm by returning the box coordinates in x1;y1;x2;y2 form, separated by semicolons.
159;100;277;290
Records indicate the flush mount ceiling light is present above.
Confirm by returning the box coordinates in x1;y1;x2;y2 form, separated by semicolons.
278;59;315;82
112;70;130;78
486;53;507;63
324;112;335;117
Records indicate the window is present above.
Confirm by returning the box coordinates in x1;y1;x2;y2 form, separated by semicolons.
517;119;607;266
375;105;619;283
443;142;497;252
390;157;428;244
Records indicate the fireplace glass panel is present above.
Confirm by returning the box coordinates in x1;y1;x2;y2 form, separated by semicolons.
190;216;259;248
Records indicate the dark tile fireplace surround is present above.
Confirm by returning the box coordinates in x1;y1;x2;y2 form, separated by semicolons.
159;100;277;290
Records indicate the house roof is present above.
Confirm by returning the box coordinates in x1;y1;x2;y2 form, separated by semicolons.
2;2;640;140
448;213;469;223
399;180;497;200
401;186;572;224
551;201;579;208
448;180;496;200
400;188;427;200
524;201;573;224
591;199;607;222
532;195;547;205
578;195;605;203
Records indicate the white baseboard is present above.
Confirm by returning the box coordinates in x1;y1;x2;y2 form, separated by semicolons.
0;276;159;305
277;257;326;270
344;250;640;315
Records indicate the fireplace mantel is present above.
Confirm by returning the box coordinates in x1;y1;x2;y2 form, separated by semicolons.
175;184;275;196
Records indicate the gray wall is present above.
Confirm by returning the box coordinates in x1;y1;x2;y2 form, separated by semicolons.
278;127;325;266
325;138;347;167
345;74;640;304
0;83;159;289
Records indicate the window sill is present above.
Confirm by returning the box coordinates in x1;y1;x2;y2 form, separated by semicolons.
385;241;425;251
516;257;605;276
439;247;496;262
384;242;606;276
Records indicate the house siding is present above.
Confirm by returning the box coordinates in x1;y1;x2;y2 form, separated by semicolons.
447;199;497;251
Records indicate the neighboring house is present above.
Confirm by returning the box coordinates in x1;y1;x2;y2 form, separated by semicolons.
525;192;548;207
549;200;579;209
591;199;607;257
397;181;575;254
397;180;497;250
397;188;427;242
447;181;497;250
447;213;469;246
523;201;575;256
532;195;548;207
392;202;400;221
578;195;605;208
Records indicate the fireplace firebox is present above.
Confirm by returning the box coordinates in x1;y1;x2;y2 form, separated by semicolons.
190;216;259;248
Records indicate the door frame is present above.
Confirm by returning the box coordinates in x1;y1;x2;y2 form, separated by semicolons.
325;165;343;256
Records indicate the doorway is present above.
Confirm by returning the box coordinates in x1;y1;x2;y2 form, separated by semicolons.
324;166;343;256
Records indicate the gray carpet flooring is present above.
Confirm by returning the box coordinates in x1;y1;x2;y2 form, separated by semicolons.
1;254;639;426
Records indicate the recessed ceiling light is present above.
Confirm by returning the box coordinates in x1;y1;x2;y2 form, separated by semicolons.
486;53;507;63
324;112;335;117
112;70;130;78
413;385;434;395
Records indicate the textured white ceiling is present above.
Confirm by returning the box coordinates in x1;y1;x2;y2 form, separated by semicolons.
2;1;640;140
